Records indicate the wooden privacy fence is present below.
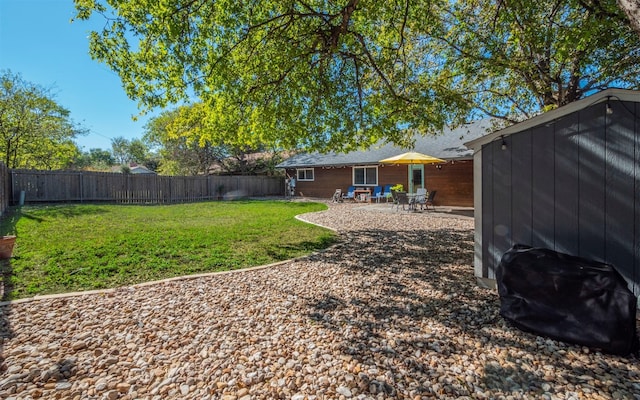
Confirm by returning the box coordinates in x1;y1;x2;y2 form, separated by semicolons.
10;170;285;204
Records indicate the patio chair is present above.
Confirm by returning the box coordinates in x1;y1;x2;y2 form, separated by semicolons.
424;190;437;211
390;190;400;207
343;186;356;201
394;192;411;211
331;189;343;202
414;188;428;210
371;186;384;203
382;184;393;203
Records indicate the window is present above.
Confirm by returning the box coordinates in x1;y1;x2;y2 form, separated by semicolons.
296;168;314;181
353;166;378;186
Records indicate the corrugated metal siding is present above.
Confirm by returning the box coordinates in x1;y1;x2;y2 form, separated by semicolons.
480;101;640;296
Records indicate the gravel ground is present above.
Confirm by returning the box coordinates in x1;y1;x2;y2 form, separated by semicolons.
0;201;639;400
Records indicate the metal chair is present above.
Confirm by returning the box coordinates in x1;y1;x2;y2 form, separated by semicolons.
331;189;343;202
414;188;428;210
424;190;437;211
394;192;411;211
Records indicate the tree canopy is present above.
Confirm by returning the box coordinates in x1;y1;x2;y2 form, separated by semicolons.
0;70;85;169
143;105;286;176
436;0;640;122
143;107;221;175
74;0;640;152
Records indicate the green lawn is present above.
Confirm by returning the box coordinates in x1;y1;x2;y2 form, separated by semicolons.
0;201;335;300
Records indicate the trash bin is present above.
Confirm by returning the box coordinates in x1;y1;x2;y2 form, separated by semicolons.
496;244;639;355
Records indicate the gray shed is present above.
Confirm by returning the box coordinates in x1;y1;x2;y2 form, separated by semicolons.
465;88;640;299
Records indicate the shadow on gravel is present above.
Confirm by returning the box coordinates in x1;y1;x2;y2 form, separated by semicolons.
303;227;639;398
0;259;15;367
0;207;19;375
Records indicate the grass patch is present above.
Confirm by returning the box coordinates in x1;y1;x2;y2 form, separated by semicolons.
0;201;335;300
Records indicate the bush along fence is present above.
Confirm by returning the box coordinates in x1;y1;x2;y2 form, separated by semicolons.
7;169;286;205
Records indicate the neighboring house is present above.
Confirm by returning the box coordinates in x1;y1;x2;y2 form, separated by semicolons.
111;163;156;174
464;88;640;299
130;165;156;174
277;120;493;206
208;151;296;176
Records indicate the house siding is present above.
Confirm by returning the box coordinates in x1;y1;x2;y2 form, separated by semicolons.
478;99;640;298
286;161;474;206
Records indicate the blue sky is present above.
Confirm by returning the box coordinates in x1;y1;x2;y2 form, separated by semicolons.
0;0;158;152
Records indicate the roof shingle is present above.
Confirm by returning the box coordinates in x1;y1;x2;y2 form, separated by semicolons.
277;120;494;168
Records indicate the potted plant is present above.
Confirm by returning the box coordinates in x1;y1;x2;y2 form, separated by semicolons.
390;184;404;204
0;235;16;259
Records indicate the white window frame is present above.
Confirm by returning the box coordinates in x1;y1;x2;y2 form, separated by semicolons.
296;168;314;181
352;166;378;186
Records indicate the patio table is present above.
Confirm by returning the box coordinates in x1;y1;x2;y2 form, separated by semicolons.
354;189;371;203
406;193;418;211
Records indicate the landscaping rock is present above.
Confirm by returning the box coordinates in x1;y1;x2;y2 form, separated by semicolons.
0;202;638;399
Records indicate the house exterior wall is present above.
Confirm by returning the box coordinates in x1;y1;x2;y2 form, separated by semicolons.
477;100;640;298
423;160;474;207
285;161;474;206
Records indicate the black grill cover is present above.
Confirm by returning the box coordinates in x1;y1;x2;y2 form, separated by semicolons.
496;244;638;355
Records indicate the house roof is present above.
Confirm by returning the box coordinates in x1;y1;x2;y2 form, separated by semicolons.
208;150;297;174
277;119;494;168
130;165;156;174
110;163;156;174
465;88;640;151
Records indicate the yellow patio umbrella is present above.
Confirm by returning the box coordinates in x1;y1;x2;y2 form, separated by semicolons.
379;151;445;165
380;152;446;196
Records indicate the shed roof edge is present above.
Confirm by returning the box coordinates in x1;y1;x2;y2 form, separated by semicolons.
464;88;640;150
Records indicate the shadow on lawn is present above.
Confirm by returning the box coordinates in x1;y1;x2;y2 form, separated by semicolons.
0;261;13;376
0;206;22;302
18;203;111;220
302;227;639;398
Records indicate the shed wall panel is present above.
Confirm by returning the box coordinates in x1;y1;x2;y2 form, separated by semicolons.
604;102;636;291
578;108;607;262
554;113;580;255
481;144;494;278
635;102;640;296
492;137;512;278
531;125;555;249
511;130;533;247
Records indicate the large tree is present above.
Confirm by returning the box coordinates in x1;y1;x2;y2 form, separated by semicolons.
437;0;640;123
110;136;151;166
73;148;116;170
0;70;85;169
74;0;640;151
619;0;640;35
144;104;282;176
143;107;221;175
